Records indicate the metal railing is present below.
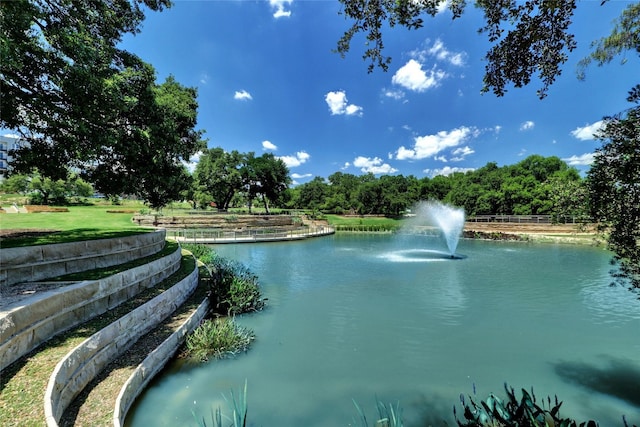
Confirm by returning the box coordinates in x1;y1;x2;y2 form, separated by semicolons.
467;215;591;224
167;226;334;243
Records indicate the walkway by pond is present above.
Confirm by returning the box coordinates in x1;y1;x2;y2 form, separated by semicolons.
166;225;334;244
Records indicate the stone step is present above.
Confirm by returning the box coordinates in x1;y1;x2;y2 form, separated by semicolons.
44;253;199;426
0;246;191;427
63;269;209;426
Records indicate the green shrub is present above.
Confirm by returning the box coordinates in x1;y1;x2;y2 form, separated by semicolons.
182;243;216;265
454;383;599;427
185;318;255;362
208;256;265;316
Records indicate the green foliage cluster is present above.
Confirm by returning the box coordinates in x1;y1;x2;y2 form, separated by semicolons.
185;318;255;362
588;103;640;289
454;384;600;427
182;244;265;316
286;155;586;219
193;148;290;213
0;171;94;205
207;255;266;316
1;0;205;210
336;0;576;98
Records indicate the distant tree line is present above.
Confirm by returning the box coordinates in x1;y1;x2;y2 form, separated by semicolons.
191;147;291;214
283;155;587;220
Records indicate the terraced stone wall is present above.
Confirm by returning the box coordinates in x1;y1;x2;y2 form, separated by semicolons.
0;230;166;288
0;245;181;371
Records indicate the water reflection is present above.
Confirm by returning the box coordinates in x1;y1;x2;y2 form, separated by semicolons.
126;236;640;427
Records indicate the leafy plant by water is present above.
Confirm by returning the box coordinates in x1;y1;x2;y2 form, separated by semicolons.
454;383;600;427
192;380;248;427
181;244;265;315
185;318;255;362
207;255;265;316
181;243;216;265
353;399;404;427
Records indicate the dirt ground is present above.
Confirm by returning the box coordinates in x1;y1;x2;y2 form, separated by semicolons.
463;221;595;235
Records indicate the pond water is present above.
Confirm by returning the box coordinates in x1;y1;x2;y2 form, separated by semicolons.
126;234;640;426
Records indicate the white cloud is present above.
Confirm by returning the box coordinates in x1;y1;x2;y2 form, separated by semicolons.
234;90;253;101
279;151;309;167
571;120;603;140
383;88;405;100
520;120;535;131
262;140;277;151
424;166;475;177
427;39;467;66
434;155;448;162
395;126;479;160
325;90;363;116
451;146;474;161
199;73;209;85
392;59;446;92
436;0;449;14
182;150;203;173
291;172;312;179
562;153;595;166
341;162;351;170
270;0;292;18
353;156;398;174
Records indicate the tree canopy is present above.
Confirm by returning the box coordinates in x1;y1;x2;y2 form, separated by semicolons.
1;0;205;209
288;155;585;219
336;0;579;98
194;148;291;213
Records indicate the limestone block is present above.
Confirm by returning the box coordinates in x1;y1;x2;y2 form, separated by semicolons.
1;246;180;371
114;296;208;427
1;230;166;287
0;246;44;266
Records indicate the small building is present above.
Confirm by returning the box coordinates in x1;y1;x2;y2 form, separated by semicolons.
0;134;24;179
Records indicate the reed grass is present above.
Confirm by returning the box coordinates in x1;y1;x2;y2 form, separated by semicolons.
185;318;255;362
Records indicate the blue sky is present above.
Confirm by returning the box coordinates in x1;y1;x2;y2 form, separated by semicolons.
116;0;637;185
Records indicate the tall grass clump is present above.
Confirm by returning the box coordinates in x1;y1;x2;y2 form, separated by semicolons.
185;318;255;362
181;243;216;265
208;255;265;315
353;400;404;427
181;243;264;315
192;381;248;427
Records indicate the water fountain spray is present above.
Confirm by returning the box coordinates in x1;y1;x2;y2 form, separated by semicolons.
413;200;465;256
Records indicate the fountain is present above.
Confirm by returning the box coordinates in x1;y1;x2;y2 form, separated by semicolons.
408;200;465;256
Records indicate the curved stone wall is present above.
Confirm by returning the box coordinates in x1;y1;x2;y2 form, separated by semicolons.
113;297;210;427
0;230;165;288
44;261;199;426
0;247;181;371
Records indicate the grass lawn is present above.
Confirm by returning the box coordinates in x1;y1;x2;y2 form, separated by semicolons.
324;214;405;232
324;214;404;227
0;203;155;247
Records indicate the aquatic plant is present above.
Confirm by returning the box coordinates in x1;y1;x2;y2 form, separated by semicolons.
208;255;265;315
181;243;216;265
192;380;248;427
185;318;255;362
454;383;599;427
352;399;404;427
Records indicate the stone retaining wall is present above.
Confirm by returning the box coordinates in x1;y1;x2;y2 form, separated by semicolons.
0;247;181;371
44;260;199;426
113;297;210;427
0;230;165;288
132;214;295;229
